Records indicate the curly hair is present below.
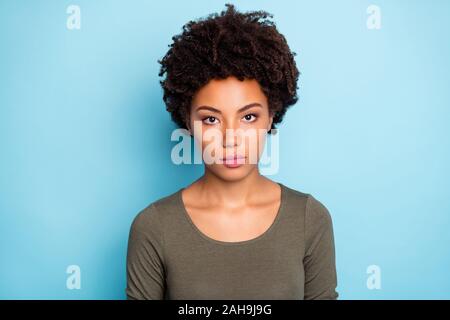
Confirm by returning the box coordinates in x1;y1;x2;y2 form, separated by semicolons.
158;3;299;134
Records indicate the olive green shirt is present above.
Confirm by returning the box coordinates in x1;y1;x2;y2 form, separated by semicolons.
125;183;338;299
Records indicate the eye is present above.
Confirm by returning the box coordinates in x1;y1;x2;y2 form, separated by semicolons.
242;113;258;123
202;116;219;125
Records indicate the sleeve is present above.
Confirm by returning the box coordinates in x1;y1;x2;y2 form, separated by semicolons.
125;204;166;300
303;194;339;300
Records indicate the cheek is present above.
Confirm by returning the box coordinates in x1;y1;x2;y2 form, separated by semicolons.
192;127;222;152
242;129;268;160
192;122;269;160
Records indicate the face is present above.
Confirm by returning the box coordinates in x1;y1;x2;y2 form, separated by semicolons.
187;76;274;181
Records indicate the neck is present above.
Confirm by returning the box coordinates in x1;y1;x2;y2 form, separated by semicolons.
197;166;269;207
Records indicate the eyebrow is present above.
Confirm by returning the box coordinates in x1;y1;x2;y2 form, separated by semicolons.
194;102;263;114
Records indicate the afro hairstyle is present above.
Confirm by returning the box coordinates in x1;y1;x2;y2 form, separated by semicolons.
158;3;300;134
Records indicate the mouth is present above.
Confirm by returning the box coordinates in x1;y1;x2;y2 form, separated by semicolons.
221;155;246;168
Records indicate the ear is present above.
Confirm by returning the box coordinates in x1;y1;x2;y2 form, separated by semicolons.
185;108;194;136
185;118;192;136
268;113;274;131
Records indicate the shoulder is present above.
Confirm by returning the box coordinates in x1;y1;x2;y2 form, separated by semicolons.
306;194;333;226
281;183;333;225
280;182;309;207
129;188;181;236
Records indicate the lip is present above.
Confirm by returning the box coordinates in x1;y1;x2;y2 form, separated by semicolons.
222;155;246;161
221;155;246;168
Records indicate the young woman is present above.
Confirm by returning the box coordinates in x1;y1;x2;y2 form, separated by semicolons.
126;4;338;300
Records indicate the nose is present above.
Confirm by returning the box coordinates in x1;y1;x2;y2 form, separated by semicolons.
222;120;241;148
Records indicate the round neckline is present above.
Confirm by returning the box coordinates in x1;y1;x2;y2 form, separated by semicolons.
177;182;286;246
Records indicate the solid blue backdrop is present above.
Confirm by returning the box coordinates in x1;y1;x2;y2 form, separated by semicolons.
1;0;449;299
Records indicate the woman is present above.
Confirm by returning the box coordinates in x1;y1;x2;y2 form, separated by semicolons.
126;3;338;300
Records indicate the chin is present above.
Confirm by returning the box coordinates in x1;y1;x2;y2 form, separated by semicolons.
207;164;255;182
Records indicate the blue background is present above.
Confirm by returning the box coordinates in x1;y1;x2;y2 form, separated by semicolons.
1;0;449;299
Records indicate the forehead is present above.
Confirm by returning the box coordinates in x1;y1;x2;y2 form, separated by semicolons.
191;76;267;110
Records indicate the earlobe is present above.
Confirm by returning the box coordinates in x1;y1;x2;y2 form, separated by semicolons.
185;119;191;136
268;117;274;131
185;114;193;136
186;124;193;136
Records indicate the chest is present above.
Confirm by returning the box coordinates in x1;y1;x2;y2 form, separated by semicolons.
165;240;305;299
184;203;281;243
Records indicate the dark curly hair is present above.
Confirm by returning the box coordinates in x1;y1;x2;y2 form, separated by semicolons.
158;3;300;134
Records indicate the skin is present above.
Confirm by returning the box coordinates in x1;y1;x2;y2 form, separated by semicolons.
182;76;282;243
